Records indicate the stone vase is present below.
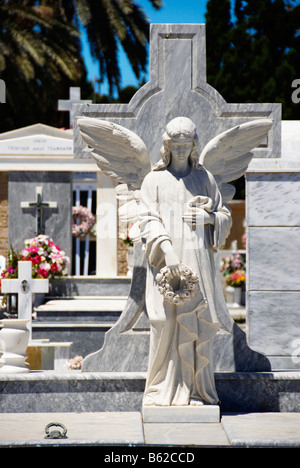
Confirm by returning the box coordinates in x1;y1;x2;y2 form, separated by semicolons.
233;287;242;306
225;286;242;308
0;319;30;373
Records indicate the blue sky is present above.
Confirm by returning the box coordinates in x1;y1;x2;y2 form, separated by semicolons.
81;0;209;95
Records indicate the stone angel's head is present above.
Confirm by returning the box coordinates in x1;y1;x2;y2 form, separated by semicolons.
153;117;200;171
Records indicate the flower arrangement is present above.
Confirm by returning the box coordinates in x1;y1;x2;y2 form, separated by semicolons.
156;265;199;305
221;253;246;288
67;355;83;370
0;236;69;306
1;235;69;282
21;235;69;279
72;205;95;239
120;224;133;247
225;269;246;288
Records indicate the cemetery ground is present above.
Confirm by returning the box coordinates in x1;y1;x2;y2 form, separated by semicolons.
0;406;299;447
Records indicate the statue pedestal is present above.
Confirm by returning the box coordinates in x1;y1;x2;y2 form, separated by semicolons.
142;405;220;423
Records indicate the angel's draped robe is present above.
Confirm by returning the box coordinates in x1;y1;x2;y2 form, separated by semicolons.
139;166;232;406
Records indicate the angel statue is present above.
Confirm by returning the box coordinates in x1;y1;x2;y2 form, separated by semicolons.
77;115;272;407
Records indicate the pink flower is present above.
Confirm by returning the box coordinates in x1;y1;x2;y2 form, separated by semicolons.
49;240;61;251
38;267;48;278
8;266;15;274
31;255;42;265
28;246;39;253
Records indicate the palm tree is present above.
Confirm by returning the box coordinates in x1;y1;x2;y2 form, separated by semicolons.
0;0;85;130
57;0;162;94
0;0;162;130
0;1;81;82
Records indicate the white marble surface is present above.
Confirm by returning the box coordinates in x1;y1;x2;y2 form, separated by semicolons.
281;120;300;160
248;227;300;291
142;405;220;423
0;412;144;445
221;412;300;447
247;173;300;226
247;292;300;357
144;421;229;446
73;24;280;164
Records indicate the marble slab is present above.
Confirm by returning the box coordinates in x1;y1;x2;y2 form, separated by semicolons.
0;371;299;413
0;412;144;446
247;173;300;227
143;421;229;446
248;227;300;291
247;291;300;359
142;405;220;423
221;412;300;447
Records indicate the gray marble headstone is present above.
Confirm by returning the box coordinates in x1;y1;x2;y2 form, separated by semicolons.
8;171;72;270
73;23;280;372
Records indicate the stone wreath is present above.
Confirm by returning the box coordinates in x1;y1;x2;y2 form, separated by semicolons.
72;205;95;239
156;265;199;305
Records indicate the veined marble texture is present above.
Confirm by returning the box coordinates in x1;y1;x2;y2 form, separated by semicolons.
247;173;300;227
248;227;300;291
248;292;300;358
73;24;280;164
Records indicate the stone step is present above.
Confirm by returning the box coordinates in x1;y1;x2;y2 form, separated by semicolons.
0;371;299;415
35;296;127;322
32;322;112;357
36;296;127;312
33;295;129;358
48;277;131;298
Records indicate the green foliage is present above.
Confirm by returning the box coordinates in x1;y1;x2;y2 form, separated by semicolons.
0;0;86;131
205;0;300;198
206;0;300;120
0;0;161;131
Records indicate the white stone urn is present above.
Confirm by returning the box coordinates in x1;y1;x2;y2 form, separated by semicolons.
0;319;30;373
225;286;242;308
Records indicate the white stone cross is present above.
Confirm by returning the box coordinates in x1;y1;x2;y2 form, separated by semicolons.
21;186;57;236
1;261;49;339
58;87;92;127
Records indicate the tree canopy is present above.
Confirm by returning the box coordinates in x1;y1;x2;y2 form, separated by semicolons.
0;0;161;131
205;0;300;120
205;0;300;198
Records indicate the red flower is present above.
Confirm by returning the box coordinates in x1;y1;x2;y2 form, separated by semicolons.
50;263;59;273
31;255;42;265
38;267;48;278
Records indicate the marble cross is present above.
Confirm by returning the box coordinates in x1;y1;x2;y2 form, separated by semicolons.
58;87;92;127
1;261;49;339
21;186;57;235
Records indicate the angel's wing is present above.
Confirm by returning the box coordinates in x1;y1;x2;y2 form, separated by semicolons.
77;117;151;191
77;117;151;238
199;119;273;203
